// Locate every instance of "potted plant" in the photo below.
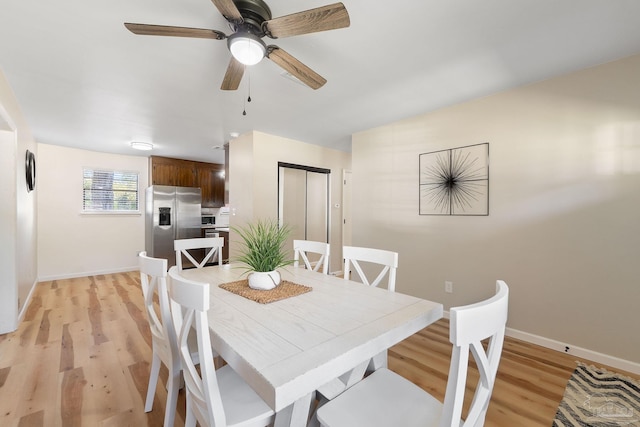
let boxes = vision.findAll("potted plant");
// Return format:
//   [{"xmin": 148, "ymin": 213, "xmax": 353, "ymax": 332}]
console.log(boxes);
[{"xmin": 232, "ymin": 219, "xmax": 293, "ymax": 290}]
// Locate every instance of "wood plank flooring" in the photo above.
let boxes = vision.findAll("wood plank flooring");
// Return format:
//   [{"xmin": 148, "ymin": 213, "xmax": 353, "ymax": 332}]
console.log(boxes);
[{"xmin": 0, "ymin": 271, "xmax": 637, "ymax": 426}]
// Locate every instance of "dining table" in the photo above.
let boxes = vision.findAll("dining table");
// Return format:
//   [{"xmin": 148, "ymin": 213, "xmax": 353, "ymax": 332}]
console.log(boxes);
[{"xmin": 178, "ymin": 263, "xmax": 444, "ymax": 427}]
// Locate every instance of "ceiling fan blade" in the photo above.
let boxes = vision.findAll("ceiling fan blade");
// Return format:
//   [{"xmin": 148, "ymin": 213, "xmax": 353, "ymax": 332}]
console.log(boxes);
[
  {"xmin": 210, "ymin": 0, "xmax": 244, "ymax": 23},
  {"xmin": 124, "ymin": 23, "xmax": 226, "ymax": 40},
  {"xmin": 221, "ymin": 57, "xmax": 245, "ymax": 90},
  {"xmin": 263, "ymin": 2, "xmax": 350, "ymax": 39},
  {"xmin": 267, "ymin": 47, "xmax": 326, "ymax": 90}
]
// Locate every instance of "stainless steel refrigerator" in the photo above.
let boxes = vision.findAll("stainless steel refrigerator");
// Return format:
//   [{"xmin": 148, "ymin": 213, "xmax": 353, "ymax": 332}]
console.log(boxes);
[{"xmin": 145, "ymin": 185, "xmax": 202, "ymax": 268}]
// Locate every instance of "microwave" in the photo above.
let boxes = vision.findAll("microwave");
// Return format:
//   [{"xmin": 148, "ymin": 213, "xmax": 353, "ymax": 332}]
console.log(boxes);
[{"xmin": 201, "ymin": 208, "xmax": 216, "ymax": 225}]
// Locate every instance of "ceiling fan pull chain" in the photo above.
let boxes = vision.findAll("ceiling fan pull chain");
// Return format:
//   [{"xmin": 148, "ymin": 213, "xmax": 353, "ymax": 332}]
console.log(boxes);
[
  {"xmin": 243, "ymin": 68, "xmax": 252, "ymax": 116},
  {"xmin": 243, "ymin": 79, "xmax": 247, "ymax": 115}
]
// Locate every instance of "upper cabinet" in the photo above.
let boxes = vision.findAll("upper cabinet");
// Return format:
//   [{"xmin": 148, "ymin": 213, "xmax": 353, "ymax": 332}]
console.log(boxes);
[
  {"xmin": 150, "ymin": 156, "xmax": 225, "ymax": 207},
  {"xmin": 195, "ymin": 162, "xmax": 225, "ymax": 207}
]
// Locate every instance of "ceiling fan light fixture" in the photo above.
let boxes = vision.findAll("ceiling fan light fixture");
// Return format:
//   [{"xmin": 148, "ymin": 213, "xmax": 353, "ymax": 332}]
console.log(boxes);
[
  {"xmin": 228, "ymin": 32, "xmax": 266, "ymax": 66},
  {"xmin": 130, "ymin": 141, "xmax": 153, "ymax": 151}
]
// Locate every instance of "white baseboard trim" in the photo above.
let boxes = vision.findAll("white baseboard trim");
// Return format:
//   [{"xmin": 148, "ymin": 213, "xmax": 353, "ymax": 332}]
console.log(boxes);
[
  {"xmin": 443, "ymin": 310, "xmax": 640, "ymax": 375},
  {"xmin": 17, "ymin": 277, "xmax": 38, "ymax": 326},
  {"xmin": 38, "ymin": 266, "xmax": 138, "ymax": 282}
]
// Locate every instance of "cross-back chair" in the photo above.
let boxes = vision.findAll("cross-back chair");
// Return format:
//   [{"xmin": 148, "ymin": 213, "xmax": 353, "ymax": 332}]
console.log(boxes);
[
  {"xmin": 167, "ymin": 266, "xmax": 275, "ymax": 427},
  {"xmin": 174, "ymin": 237, "xmax": 224, "ymax": 270},
  {"xmin": 293, "ymin": 239, "xmax": 330, "ymax": 274},
  {"xmin": 138, "ymin": 251, "xmax": 181, "ymax": 427},
  {"xmin": 316, "ymin": 281, "xmax": 509, "ymax": 427},
  {"xmin": 342, "ymin": 245, "xmax": 398, "ymax": 291}
]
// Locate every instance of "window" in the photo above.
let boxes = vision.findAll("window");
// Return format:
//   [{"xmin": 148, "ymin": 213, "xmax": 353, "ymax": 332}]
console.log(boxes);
[{"xmin": 82, "ymin": 168, "xmax": 139, "ymax": 213}]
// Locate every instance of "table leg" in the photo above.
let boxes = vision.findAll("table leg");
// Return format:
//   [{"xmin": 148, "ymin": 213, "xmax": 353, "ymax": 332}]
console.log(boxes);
[
  {"xmin": 274, "ymin": 392, "xmax": 313, "ymax": 427},
  {"xmin": 368, "ymin": 349, "xmax": 388, "ymax": 372}
]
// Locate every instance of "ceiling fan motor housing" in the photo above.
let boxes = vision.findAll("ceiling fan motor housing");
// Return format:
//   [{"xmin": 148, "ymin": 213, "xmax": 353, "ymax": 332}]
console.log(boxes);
[{"xmin": 233, "ymin": 0, "xmax": 272, "ymax": 36}]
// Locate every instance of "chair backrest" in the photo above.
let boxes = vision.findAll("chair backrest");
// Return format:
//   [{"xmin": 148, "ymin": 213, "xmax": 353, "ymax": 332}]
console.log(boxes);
[
  {"xmin": 293, "ymin": 239, "xmax": 330, "ymax": 274},
  {"xmin": 167, "ymin": 266, "xmax": 226, "ymax": 427},
  {"xmin": 174, "ymin": 237, "xmax": 224, "ymax": 270},
  {"xmin": 138, "ymin": 251, "xmax": 178, "ymax": 366},
  {"xmin": 441, "ymin": 280, "xmax": 509, "ymax": 427},
  {"xmin": 342, "ymin": 246, "xmax": 398, "ymax": 291}
]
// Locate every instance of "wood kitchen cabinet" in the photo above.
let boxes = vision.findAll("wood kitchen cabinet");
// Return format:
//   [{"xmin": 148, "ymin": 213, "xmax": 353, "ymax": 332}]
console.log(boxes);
[
  {"xmin": 219, "ymin": 230, "xmax": 229, "ymax": 263},
  {"xmin": 150, "ymin": 156, "xmax": 225, "ymax": 207},
  {"xmin": 195, "ymin": 163, "xmax": 225, "ymax": 208}
]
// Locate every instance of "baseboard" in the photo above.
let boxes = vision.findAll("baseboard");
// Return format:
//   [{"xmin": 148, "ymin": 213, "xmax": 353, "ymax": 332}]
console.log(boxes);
[
  {"xmin": 16, "ymin": 277, "xmax": 38, "ymax": 326},
  {"xmin": 443, "ymin": 310, "xmax": 640, "ymax": 375},
  {"xmin": 38, "ymin": 266, "xmax": 138, "ymax": 282}
]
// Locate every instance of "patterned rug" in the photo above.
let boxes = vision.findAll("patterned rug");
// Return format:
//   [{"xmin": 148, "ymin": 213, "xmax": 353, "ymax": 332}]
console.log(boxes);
[{"xmin": 553, "ymin": 362, "xmax": 640, "ymax": 426}]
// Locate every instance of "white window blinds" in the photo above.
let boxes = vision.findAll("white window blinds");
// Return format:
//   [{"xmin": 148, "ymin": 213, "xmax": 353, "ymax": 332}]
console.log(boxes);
[{"xmin": 82, "ymin": 168, "xmax": 139, "ymax": 212}]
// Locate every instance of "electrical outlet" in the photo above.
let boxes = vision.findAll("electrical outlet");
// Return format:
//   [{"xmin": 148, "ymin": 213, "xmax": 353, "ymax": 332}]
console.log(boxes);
[{"xmin": 445, "ymin": 281, "xmax": 453, "ymax": 293}]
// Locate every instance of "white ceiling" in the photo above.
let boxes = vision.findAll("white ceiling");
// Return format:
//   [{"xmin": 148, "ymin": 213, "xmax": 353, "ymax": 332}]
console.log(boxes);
[{"xmin": 2, "ymin": 0, "xmax": 640, "ymax": 164}]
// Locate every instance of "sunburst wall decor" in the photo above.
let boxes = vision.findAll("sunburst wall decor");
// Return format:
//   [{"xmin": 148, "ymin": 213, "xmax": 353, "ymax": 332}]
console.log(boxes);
[{"xmin": 419, "ymin": 143, "xmax": 489, "ymax": 215}]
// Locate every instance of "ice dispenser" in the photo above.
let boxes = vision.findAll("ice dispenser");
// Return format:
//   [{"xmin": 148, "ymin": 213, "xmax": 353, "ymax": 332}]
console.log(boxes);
[{"xmin": 159, "ymin": 207, "xmax": 171, "ymax": 226}]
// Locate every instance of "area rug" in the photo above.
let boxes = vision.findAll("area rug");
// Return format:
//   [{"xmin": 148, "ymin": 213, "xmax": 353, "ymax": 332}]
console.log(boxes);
[{"xmin": 553, "ymin": 362, "xmax": 640, "ymax": 426}]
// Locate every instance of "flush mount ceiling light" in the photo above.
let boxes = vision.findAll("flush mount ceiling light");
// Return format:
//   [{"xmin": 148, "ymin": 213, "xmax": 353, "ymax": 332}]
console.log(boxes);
[
  {"xmin": 131, "ymin": 141, "xmax": 153, "ymax": 151},
  {"xmin": 227, "ymin": 32, "xmax": 266, "ymax": 66}
]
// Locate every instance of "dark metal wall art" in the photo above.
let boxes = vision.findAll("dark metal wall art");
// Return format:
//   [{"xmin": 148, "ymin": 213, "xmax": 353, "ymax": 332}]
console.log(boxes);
[{"xmin": 419, "ymin": 143, "xmax": 489, "ymax": 215}]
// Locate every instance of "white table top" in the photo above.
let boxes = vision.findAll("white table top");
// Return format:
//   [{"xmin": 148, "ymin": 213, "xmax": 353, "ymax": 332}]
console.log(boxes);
[{"xmin": 179, "ymin": 264, "xmax": 443, "ymax": 414}]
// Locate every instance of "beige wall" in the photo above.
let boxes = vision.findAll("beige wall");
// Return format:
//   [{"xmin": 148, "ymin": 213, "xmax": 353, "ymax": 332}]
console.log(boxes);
[
  {"xmin": 352, "ymin": 54, "xmax": 640, "ymax": 365},
  {"xmin": 37, "ymin": 144, "xmax": 148, "ymax": 280},
  {"xmin": 0, "ymin": 69, "xmax": 37, "ymax": 333},
  {"xmin": 229, "ymin": 131, "xmax": 351, "ymax": 272}
]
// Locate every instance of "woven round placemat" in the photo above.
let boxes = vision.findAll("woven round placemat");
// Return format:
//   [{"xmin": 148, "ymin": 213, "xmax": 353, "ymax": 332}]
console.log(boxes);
[{"xmin": 219, "ymin": 279, "xmax": 312, "ymax": 304}]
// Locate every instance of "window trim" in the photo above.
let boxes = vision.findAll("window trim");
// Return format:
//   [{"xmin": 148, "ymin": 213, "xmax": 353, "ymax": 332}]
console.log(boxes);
[{"xmin": 81, "ymin": 167, "xmax": 141, "ymax": 215}]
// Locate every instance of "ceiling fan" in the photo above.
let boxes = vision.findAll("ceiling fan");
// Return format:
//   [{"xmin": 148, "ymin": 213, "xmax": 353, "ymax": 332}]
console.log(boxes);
[{"xmin": 125, "ymin": 0, "xmax": 350, "ymax": 90}]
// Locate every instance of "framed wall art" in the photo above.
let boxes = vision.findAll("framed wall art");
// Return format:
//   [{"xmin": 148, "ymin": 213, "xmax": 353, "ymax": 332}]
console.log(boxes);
[{"xmin": 419, "ymin": 143, "xmax": 489, "ymax": 216}]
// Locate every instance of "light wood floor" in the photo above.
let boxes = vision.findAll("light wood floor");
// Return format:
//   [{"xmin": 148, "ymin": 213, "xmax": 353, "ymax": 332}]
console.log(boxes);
[{"xmin": 1, "ymin": 271, "xmax": 638, "ymax": 426}]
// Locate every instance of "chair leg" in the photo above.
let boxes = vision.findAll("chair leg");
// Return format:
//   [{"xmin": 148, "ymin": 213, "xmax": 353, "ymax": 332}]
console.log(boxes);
[
  {"xmin": 185, "ymin": 396, "xmax": 197, "ymax": 427},
  {"xmin": 145, "ymin": 353, "xmax": 161, "ymax": 412},
  {"xmin": 307, "ymin": 393, "xmax": 327, "ymax": 427},
  {"xmin": 163, "ymin": 369, "xmax": 181, "ymax": 427}
]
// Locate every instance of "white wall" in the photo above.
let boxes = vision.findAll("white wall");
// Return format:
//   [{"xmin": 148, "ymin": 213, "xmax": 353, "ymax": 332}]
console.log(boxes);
[
  {"xmin": 229, "ymin": 131, "xmax": 351, "ymax": 272},
  {"xmin": 352, "ymin": 54, "xmax": 640, "ymax": 366},
  {"xmin": 0, "ymin": 69, "xmax": 38, "ymax": 334},
  {"xmin": 37, "ymin": 144, "xmax": 148, "ymax": 280}
]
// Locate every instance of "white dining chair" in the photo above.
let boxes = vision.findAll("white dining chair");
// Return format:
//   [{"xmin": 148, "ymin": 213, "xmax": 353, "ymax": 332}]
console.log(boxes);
[
  {"xmin": 293, "ymin": 239, "xmax": 330, "ymax": 274},
  {"xmin": 137, "ymin": 251, "xmax": 182, "ymax": 427},
  {"xmin": 312, "ymin": 246, "xmax": 400, "ymax": 412},
  {"xmin": 167, "ymin": 266, "xmax": 276, "ymax": 427},
  {"xmin": 174, "ymin": 237, "xmax": 224, "ymax": 270},
  {"xmin": 316, "ymin": 281, "xmax": 510, "ymax": 427},
  {"xmin": 342, "ymin": 245, "xmax": 398, "ymax": 291}
]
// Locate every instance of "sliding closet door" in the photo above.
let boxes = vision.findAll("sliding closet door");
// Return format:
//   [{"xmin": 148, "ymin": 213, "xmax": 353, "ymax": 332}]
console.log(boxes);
[
  {"xmin": 280, "ymin": 167, "xmax": 307, "ymax": 241},
  {"xmin": 278, "ymin": 162, "xmax": 330, "ymax": 262},
  {"xmin": 305, "ymin": 171, "xmax": 328, "ymax": 242}
]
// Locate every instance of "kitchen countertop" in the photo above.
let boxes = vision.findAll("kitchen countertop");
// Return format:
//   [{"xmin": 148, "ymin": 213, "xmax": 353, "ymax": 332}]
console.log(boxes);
[{"xmin": 201, "ymin": 225, "xmax": 229, "ymax": 232}]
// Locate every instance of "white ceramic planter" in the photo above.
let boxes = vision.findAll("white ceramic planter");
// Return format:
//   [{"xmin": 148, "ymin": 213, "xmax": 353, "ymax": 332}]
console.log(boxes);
[{"xmin": 248, "ymin": 270, "xmax": 281, "ymax": 290}]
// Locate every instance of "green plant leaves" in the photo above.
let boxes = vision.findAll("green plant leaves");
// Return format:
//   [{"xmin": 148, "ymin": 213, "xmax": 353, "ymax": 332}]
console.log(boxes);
[{"xmin": 232, "ymin": 219, "xmax": 293, "ymax": 272}]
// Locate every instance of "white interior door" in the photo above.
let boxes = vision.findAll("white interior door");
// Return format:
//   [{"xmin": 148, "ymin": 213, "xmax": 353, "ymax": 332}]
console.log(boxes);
[{"xmin": 342, "ymin": 170, "xmax": 352, "ymax": 248}]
